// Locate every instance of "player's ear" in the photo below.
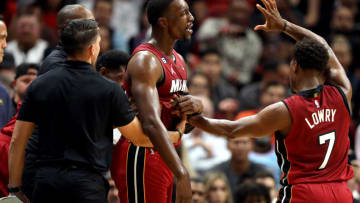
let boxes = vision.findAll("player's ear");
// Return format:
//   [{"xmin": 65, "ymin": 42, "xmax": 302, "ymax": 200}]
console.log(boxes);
[{"xmin": 157, "ymin": 17, "xmax": 168, "ymax": 29}]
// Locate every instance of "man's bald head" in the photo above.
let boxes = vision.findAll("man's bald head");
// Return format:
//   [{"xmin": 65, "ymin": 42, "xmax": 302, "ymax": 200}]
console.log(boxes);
[{"xmin": 56, "ymin": 4, "xmax": 94, "ymax": 32}]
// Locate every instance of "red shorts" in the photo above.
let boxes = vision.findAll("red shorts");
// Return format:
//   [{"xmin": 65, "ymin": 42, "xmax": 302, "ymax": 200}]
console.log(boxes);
[
  {"xmin": 277, "ymin": 181, "xmax": 353, "ymax": 203},
  {"xmin": 111, "ymin": 138, "xmax": 174, "ymax": 203}
]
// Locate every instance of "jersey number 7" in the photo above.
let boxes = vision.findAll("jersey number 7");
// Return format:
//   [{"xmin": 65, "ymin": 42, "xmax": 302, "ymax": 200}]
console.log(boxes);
[{"xmin": 318, "ymin": 131, "xmax": 336, "ymax": 170}]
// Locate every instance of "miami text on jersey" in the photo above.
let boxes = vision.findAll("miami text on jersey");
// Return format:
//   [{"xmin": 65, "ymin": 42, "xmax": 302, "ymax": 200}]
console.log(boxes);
[{"xmin": 170, "ymin": 79, "xmax": 187, "ymax": 93}]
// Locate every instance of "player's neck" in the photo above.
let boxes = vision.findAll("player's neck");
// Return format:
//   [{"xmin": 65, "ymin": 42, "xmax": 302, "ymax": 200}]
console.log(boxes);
[
  {"xmin": 150, "ymin": 29, "xmax": 176, "ymax": 56},
  {"xmin": 296, "ymin": 76, "xmax": 322, "ymax": 93}
]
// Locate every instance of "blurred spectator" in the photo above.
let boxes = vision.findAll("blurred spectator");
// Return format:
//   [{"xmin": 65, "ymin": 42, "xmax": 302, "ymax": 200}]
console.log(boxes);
[
  {"xmin": 79, "ymin": 0, "xmax": 143, "ymax": 41},
  {"xmin": 0, "ymin": 63, "xmax": 38, "ymax": 198},
  {"xmin": 197, "ymin": 49, "xmax": 238, "ymax": 115},
  {"xmin": 349, "ymin": 160, "xmax": 360, "ymax": 203},
  {"xmin": 234, "ymin": 182, "xmax": 271, "ymax": 203},
  {"xmin": 236, "ymin": 81, "xmax": 286, "ymax": 185},
  {"xmin": 99, "ymin": 26, "xmax": 113, "ymax": 55},
  {"xmin": 205, "ymin": 0, "xmax": 230, "ymax": 17},
  {"xmin": 210, "ymin": 137, "xmax": 267, "ymax": 192},
  {"xmin": 255, "ymin": 171, "xmax": 277, "ymax": 203},
  {"xmin": 6, "ymin": 13, "xmax": 49, "ymax": 66},
  {"xmin": 204, "ymin": 172, "xmax": 234, "ymax": 203},
  {"xmin": 0, "ymin": 52, "xmax": 15, "ymax": 92},
  {"xmin": 93, "ymin": 0, "xmax": 128, "ymax": 52},
  {"xmin": 190, "ymin": 0, "xmax": 208, "ymax": 27},
  {"xmin": 197, "ymin": 0, "xmax": 262, "ymax": 86},
  {"xmin": 331, "ymin": 35, "xmax": 359, "ymax": 92},
  {"xmin": 129, "ymin": 3, "xmax": 151, "ymax": 53},
  {"xmin": 238, "ymin": 62, "xmax": 284, "ymax": 111},
  {"xmin": 331, "ymin": 6, "xmax": 355, "ymax": 35},
  {"xmin": 38, "ymin": 0, "xmax": 77, "ymax": 34},
  {"xmin": 11, "ymin": 63, "xmax": 39, "ymax": 112},
  {"xmin": 191, "ymin": 177, "xmax": 206, "ymax": 203},
  {"xmin": 182, "ymin": 95, "xmax": 230, "ymax": 174},
  {"xmin": 188, "ymin": 72, "xmax": 211, "ymax": 97}
]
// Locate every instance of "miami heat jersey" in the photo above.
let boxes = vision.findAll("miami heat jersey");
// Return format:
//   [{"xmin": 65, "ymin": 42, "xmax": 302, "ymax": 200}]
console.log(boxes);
[
  {"xmin": 276, "ymin": 85, "xmax": 353, "ymax": 186},
  {"xmin": 123, "ymin": 43, "xmax": 187, "ymax": 130}
]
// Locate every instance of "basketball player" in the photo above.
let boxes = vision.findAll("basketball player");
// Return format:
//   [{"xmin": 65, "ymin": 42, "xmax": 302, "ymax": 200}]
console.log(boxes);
[
  {"xmin": 110, "ymin": 0, "xmax": 201, "ymax": 203},
  {"xmin": 179, "ymin": 0, "xmax": 354, "ymax": 202}
]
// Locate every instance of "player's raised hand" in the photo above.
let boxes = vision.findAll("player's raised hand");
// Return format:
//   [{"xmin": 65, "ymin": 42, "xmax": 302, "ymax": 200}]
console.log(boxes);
[{"xmin": 254, "ymin": 0, "xmax": 284, "ymax": 32}]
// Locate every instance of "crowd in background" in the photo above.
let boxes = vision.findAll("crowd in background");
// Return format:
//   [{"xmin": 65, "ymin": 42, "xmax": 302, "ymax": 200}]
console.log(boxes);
[{"xmin": 1, "ymin": 0, "xmax": 360, "ymax": 202}]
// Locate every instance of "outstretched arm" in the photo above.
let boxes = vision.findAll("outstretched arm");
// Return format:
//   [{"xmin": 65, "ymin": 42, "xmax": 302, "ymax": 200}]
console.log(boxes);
[
  {"xmin": 118, "ymin": 116, "xmax": 186, "ymax": 147},
  {"xmin": 8, "ymin": 120, "xmax": 34, "ymax": 203},
  {"xmin": 254, "ymin": 0, "xmax": 352, "ymax": 104},
  {"xmin": 188, "ymin": 102, "xmax": 291, "ymax": 138}
]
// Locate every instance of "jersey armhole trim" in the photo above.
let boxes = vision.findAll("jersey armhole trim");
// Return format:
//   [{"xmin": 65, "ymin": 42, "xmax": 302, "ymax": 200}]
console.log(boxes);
[
  {"xmin": 278, "ymin": 100, "xmax": 292, "ymax": 139},
  {"xmin": 331, "ymin": 85, "xmax": 352, "ymax": 116}
]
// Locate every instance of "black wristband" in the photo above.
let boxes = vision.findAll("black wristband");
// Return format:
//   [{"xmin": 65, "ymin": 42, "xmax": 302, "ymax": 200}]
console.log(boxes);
[
  {"xmin": 176, "ymin": 128, "xmax": 183, "ymax": 141},
  {"xmin": 187, "ymin": 112, "xmax": 202, "ymax": 119},
  {"xmin": 282, "ymin": 20, "xmax": 288, "ymax": 32},
  {"xmin": 8, "ymin": 186, "xmax": 21, "ymax": 193}
]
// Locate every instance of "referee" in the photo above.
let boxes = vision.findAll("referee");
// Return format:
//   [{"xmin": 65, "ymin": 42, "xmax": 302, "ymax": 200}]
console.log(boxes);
[{"xmin": 8, "ymin": 19, "xmax": 183, "ymax": 203}]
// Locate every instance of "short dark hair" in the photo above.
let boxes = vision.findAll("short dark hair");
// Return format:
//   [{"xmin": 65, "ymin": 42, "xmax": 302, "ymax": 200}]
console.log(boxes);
[
  {"xmin": 146, "ymin": 0, "xmax": 174, "ymax": 26},
  {"xmin": 95, "ymin": 50, "xmax": 130, "ymax": 72},
  {"xmin": 293, "ymin": 38, "xmax": 329, "ymax": 72},
  {"xmin": 255, "ymin": 171, "xmax": 275, "ymax": 180},
  {"xmin": 0, "ymin": 15, "xmax": 4, "ymax": 21},
  {"xmin": 199, "ymin": 48, "xmax": 221, "ymax": 59},
  {"xmin": 15, "ymin": 63, "xmax": 39, "ymax": 79},
  {"xmin": 234, "ymin": 182, "xmax": 271, "ymax": 203},
  {"xmin": 61, "ymin": 19, "xmax": 99, "ymax": 56},
  {"xmin": 190, "ymin": 176, "xmax": 204, "ymax": 184},
  {"xmin": 262, "ymin": 81, "xmax": 285, "ymax": 93}
]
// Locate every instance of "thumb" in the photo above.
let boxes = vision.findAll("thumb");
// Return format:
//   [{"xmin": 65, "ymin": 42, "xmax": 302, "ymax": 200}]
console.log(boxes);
[{"xmin": 254, "ymin": 24, "xmax": 266, "ymax": 31}]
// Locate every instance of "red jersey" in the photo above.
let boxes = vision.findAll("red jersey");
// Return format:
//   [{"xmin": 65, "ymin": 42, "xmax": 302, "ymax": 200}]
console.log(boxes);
[
  {"xmin": 0, "ymin": 103, "xmax": 21, "ymax": 197},
  {"xmin": 276, "ymin": 85, "xmax": 353, "ymax": 186},
  {"xmin": 123, "ymin": 43, "xmax": 187, "ymax": 130}
]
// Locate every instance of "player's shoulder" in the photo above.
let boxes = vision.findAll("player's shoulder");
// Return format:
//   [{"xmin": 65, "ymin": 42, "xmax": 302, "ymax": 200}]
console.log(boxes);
[{"xmin": 128, "ymin": 50, "xmax": 162, "ymax": 75}]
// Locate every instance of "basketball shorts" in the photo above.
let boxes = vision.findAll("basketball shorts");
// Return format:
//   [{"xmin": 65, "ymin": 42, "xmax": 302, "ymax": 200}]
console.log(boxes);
[
  {"xmin": 111, "ymin": 138, "xmax": 174, "ymax": 203},
  {"xmin": 277, "ymin": 181, "xmax": 353, "ymax": 203}
]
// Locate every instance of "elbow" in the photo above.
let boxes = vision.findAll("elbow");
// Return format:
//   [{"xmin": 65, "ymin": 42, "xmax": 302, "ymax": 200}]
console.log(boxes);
[{"xmin": 141, "ymin": 117, "xmax": 161, "ymax": 138}]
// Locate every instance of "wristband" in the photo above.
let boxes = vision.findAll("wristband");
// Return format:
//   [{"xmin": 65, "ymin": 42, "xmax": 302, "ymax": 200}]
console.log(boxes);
[
  {"xmin": 282, "ymin": 20, "xmax": 288, "ymax": 32},
  {"xmin": 176, "ymin": 128, "xmax": 183, "ymax": 141},
  {"xmin": 8, "ymin": 186, "xmax": 21, "ymax": 193},
  {"xmin": 187, "ymin": 112, "xmax": 202, "ymax": 119}
]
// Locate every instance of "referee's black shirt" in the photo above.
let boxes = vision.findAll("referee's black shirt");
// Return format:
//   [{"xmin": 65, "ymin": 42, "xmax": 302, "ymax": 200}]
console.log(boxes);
[{"xmin": 18, "ymin": 60, "xmax": 135, "ymax": 173}]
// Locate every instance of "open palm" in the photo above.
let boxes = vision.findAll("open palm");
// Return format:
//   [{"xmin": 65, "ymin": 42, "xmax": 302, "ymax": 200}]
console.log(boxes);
[{"xmin": 254, "ymin": 0, "xmax": 285, "ymax": 32}]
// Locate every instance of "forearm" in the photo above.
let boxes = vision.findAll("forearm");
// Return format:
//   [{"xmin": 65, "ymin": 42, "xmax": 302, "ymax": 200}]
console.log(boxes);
[
  {"xmin": 188, "ymin": 116, "xmax": 237, "ymax": 138},
  {"xmin": 142, "ymin": 119, "xmax": 187, "ymax": 177},
  {"xmin": 283, "ymin": 20, "xmax": 326, "ymax": 44},
  {"xmin": 8, "ymin": 121, "xmax": 34, "ymax": 187},
  {"xmin": 128, "ymin": 131, "xmax": 180, "ymax": 147},
  {"xmin": 8, "ymin": 143, "xmax": 25, "ymax": 187},
  {"xmin": 284, "ymin": 21, "xmax": 350, "ymax": 91}
]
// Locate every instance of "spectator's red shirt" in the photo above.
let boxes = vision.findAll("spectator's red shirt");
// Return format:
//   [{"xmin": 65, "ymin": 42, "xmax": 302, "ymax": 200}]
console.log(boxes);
[{"xmin": 0, "ymin": 102, "xmax": 21, "ymax": 197}]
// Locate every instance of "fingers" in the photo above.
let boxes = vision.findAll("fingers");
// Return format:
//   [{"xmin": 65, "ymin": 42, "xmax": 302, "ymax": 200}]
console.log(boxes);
[
  {"xmin": 256, "ymin": 4, "xmax": 270, "ymax": 17},
  {"xmin": 270, "ymin": 0, "xmax": 278, "ymax": 10},
  {"xmin": 254, "ymin": 24, "xmax": 266, "ymax": 31},
  {"xmin": 260, "ymin": 0, "xmax": 271, "ymax": 11}
]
